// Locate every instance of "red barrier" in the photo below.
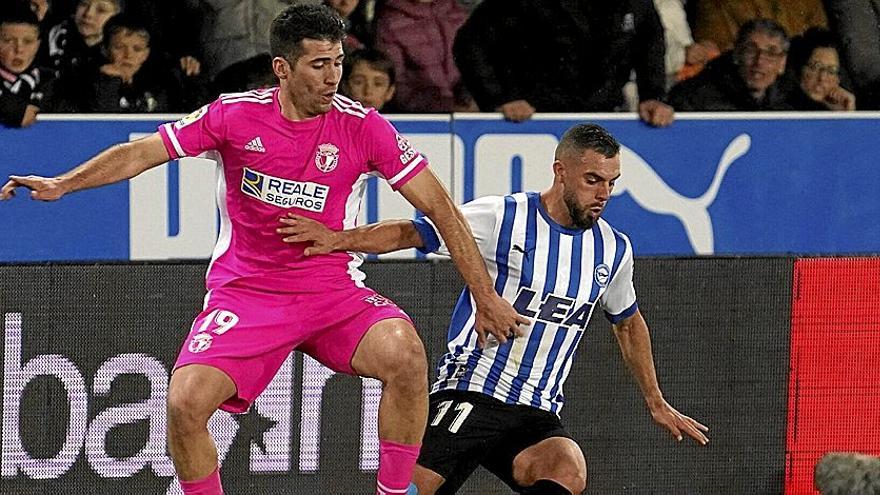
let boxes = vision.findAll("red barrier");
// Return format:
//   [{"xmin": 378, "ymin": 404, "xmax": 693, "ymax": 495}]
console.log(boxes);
[{"xmin": 785, "ymin": 258, "xmax": 880, "ymax": 493}]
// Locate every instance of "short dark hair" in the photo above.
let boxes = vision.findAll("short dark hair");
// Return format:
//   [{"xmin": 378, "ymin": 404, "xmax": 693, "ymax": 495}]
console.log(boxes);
[
  {"xmin": 815, "ymin": 452, "xmax": 880, "ymax": 495},
  {"xmin": 270, "ymin": 4, "xmax": 346, "ymax": 63},
  {"xmin": 102, "ymin": 13, "xmax": 151, "ymax": 48},
  {"xmin": 788, "ymin": 27, "xmax": 838, "ymax": 77},
  {"xmin": 735, "ymin": 18, "xmax": 790, "ymax": 53},
  {"xmin": 555, "ymin": 123, "xmax": 620, "ymax": 160},
  {"xmin": 344, "ymin": 48, "xmax": 396, "ymax": 85},
  {"xmin": 0, "ymin": 3, "xmax": 40, "ymax": 28}
]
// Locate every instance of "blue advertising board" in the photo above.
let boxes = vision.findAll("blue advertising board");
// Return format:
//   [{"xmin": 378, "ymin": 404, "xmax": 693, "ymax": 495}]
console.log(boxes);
[{"xmin": 2, "ymin": 113, "xmax": 879, "ymax": 261}]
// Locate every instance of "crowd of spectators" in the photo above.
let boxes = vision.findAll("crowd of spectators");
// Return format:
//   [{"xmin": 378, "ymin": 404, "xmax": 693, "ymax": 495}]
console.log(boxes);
[{"xmin": 1, "ymin": 0, "xmax": 876, "ymax": 128}]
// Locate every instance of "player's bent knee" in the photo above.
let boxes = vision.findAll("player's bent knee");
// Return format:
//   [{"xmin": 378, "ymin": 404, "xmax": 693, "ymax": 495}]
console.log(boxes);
[
  {"xmin": 167, "ymin": 366, "xmax": 234, "ymax": 431},
  {"xmin": 377, "ymin": 324, "xmax": 428, "ymax": 377},
  {"xmin": 513, "ymin": 439, "xmax": 586, "ymax": 494}
]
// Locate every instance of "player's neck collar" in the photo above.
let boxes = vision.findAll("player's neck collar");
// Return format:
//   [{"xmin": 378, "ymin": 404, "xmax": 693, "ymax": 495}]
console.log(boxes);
[{"xmin": 529, "ymin": 192, "xmax": 586, "ymax": 235}]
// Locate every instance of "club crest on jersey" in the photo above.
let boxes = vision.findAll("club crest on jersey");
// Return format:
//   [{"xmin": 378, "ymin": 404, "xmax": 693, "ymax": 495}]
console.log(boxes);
[
  {"xmin": 594, "ymin": 263, "xmax": 611, "ymax": 287},
  {"xmin": 315, "ymin": 143, "xmax": 339, "ymax": 173}
]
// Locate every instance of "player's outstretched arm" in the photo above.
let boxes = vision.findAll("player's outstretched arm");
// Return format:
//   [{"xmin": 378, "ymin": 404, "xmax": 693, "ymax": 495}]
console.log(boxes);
[
  {"xmin": 612, "ymin": 309, "xmax": 710, "ymax": 445},
  {"xmin": 1, "ymin": 133, "xmax": 170, "ymax": 202},
  {"xmin": 398, "ymin": 168, "xmax": 530, "ymax": 347},
  {"xmin": 277, "ymin": 213, "xmax": 423, "ymax": 256}
]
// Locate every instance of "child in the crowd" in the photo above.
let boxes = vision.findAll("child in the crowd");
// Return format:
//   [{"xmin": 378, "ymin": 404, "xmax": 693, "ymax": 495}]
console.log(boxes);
[
  {"xmin": 77, "ymin": 13, "xmax": 207, "ymax": 112},
  {"xmin": 0, "ymin": 5, "xmax": 56, "ymax": 127},
  {"xmin": 42, "ymin": 0, "xmax": 121, "ymax": 78},
  {"xmin": 341, "ymin": 48, "xmax": 396, "ymax": 111}
]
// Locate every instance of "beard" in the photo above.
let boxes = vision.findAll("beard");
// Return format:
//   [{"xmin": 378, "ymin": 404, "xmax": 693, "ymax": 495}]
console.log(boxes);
[{"xmin": 563, "ymin": 188, "xmax": 598, "ymax": 229}]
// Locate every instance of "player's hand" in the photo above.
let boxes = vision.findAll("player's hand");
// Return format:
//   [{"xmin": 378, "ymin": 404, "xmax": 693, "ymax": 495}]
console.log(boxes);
[
  {"xmin": 277, "ymin": 213, "xmax": 340, "ymax": 256},
  {"xmin": 496, "ymin": 100, "xmax": 536, "ymax": 123},
  {"xmin": 638, "ymin": 100, "xmax": 674, "ymax": 127},
  {"xmin": 1, "ymin": 175, "xmax": 67, "ymax": 201},
  {"xmin": 472, "ymin": 293, "xmax": 530, "ymax": 348},
  {"xmin": 649, "ymin": 399, "xmax": 709, "ymax": 445}
]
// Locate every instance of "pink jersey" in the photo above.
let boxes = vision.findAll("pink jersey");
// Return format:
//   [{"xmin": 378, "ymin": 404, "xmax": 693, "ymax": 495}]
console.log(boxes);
[{"xmin": 157, "ymin": 88, "xmax": 428, "ymax": 292}]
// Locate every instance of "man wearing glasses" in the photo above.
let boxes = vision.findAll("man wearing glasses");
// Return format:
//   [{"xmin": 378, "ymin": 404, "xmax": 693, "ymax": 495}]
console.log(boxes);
[{"xmin": 667, "ymin": 19, "xmax": 793, "ymax": 111}]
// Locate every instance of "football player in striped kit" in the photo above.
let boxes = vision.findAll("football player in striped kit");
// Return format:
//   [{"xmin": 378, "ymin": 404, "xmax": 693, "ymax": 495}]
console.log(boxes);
[{"xmin": 278, "ymin": 123, "xmax": 710, "ymax": 494}]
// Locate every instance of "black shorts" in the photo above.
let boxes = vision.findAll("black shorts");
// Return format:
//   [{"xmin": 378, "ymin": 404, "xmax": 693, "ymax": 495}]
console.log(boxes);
[{"xmin": 418, "ymin": 390, "xmax": 573, "ymax": 494}]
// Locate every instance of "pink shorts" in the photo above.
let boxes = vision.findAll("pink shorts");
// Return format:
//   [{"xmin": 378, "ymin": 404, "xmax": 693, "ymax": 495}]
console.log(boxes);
[{"xmin": 174, "ymin": 281, "xmax": 412, "ymax": 413}]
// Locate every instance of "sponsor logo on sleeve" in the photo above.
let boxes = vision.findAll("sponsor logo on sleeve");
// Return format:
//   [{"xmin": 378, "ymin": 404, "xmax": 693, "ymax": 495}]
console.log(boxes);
[
  {"xmin": 396, "ymin": 134, "xmax": 417, "ymax": 164},
  {"xmin": 174, "ymin": 104, "xmax": 209, "ymax": 129},
  {"xmin": 241, "ymin": 167, "xmax": 329, "ymax": 212}
]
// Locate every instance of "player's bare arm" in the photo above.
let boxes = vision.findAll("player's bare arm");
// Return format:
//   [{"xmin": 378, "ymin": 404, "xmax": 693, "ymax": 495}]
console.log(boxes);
[
  {"xmin": 1, "ymin": 133, "xmax": 170, "ymax": 201},
  {"xmin": 398, "ymin": 168, "xmax": 530, "ymax": 347},
  {"xmin": 278, "ymin": 214, "xmax": 423, "ymax": 255},
  {"xmin": 612, "ymin": 309, "xmax": 710, "ymax": 445}
]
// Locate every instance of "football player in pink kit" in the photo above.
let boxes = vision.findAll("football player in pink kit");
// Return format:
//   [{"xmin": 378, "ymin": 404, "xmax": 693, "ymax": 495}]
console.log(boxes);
[{"xmin": 0, "ymin": 5, "xmax": 527, "ymax": 494}]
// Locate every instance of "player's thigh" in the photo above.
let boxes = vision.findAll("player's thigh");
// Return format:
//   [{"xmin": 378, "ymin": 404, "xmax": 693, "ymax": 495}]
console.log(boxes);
[
  {"xmin": 175, "ymin": 285, "xmax": 303, "ymax": 413},
  {"xmin": 480, "ymin": 407, "xmax": 581, "ymax": 492},
  {"xmin": 297, "ymin": 287, "xmax": 423, "ymax": 378},
  {"xmin": 512, "ymin": 437, "xmax": 586, "ymax": 492}
]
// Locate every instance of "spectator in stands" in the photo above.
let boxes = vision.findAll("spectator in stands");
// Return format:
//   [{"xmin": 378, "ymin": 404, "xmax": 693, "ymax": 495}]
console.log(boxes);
[
  {"xmin": 340, "ymin": 47, "xmax": 395, "ymax": 110},
  {"xmin": 815, "ymin": 452, "xmax": 880, "ymax": 495},
  {"xmin": 345, "ymin": 0, "xmax": 379, "ymax": 48},
  {"xmin": 194, "ymin": 0, "xmax": 321, "ymax": 81},
  {"xmin": 668, "ymin": 19, "xmax": 792, "ymax": 111},
  {"xmin": 324, "ymin": 0, "xmax": 365, "ymax": 52},
  {"xmin": 41, "ymin": 0, "xmax": 121, "ymax": 78},
  {"xmin": 28, "ymin": 0, "xmax": 49, "ymax": 23},
  {"xmin": 374, "ymin": 0, "xmax": 474, "ymax": 112},
  {"xmin": 0, "ymin": 5, "xmax": 56, "ymax": 127},
  {"xmin": 786, "ymin": 27, "xmax": 855, "ymax": 111},
  {"xmin": 823, "ymin": 0, "xmax": 880, "ymax": 109},
  {"xmin": 77, "ymin": 14, "xmax": 207, "ymax": 112},
  {"xmin": 211, "ymin": 52, "xmax": 275, "ymax": 94},
  {"xmin": 653, "ymin": 0, "xmax": 719, "ymax": 87},
  {"xmin": 124, "ymin": 1, "xmax": 203, "ymax": 78},
  {"xmin": 692, "ymin": 0, "xmax": 827, "ymax": 53},
  {"xmin": 453, "ymin": 0, "xmax": 673, "ymax": 126}
]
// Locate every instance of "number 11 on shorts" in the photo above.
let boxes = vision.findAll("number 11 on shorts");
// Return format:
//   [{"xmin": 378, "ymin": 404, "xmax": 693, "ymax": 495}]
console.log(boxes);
[{"xmin": 430, "ymin": 400, "xmax": 474, "ymax": 434}]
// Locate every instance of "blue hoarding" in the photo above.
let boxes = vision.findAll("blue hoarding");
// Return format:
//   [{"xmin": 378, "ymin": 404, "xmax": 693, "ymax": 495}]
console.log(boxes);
[{"xmin": 2, "ymin": 113, "xmax": 878, "ymax": 261}]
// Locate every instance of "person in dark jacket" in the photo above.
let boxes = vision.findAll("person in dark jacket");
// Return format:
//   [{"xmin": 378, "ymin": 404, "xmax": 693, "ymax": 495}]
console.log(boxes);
[
  {"xmin": 668, "ymin": 18, "xmax": 793, "ymax": 111},
  {"xmin": 41, "ymin": 0, "xmax": 121, "ymax": 78},
  {"xmin": 0, "ymin": 5, "xmax": 56, "ymax": 127},
  {"xmin": 822, "ymin": 0, "xmax": 880, "ymax": 109},
  {"xmin": 786, "ymin": 27, "xmax": 855, "ymax": 111},
  {"xmin": 77, "ymin": 14, "xmax": 208, "ymax": 112},
  {"xmin": 374, "ymin": 0, "xmax": 472, "ymax": 112},
  {"xmin": 453, "ymin": 0, "xmax": 673, "ymax": 125}
]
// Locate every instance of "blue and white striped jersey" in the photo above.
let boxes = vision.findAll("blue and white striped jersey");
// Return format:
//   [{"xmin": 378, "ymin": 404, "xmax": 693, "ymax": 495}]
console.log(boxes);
[{"xmin": 412, "ymin": 192, "xmax": 638, "ymax": 414}]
